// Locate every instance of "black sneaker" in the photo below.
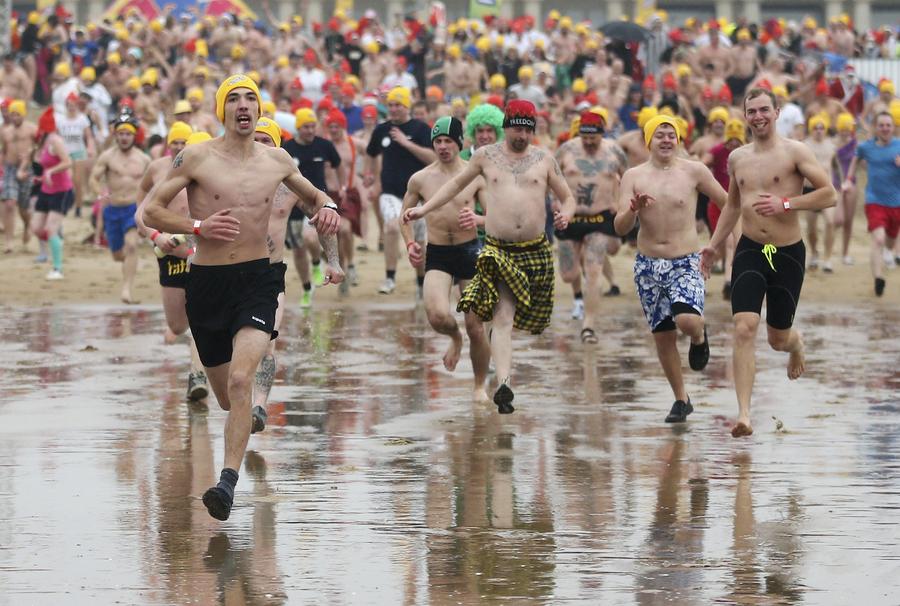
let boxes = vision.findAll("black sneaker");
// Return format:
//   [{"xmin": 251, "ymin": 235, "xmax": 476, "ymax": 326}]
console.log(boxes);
[
  {"xmin": 250, "ymin": 405, "xmax": 267, "ymax": 434},
  {"xmin": 202, "ymin": 486, "xmax": 233, "ymax": 521},
  {"xmin": 187, "ymin": 371, "xmax": 209, "ymax": 401},
  {"xmin": 603, "ymin": 285, "xmax": 621, "ymax": 297},
  {"xmin": 688, "ymin": 327, "xmax": 710, "ymax": 371},
  {"xmin": 665, "ymin": 398, "xmax": 694, "ymax": 423},
  {"xmin": 875, "ymin": 278, "xmax": 886, "ymax": 297},
  {"xmin": 493, "ymin": 383, "xmax": 515, "ymax": 414}
]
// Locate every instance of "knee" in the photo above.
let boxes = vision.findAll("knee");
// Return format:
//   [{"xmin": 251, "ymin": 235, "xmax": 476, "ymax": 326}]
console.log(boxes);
[
  {"xmin": 675, "ymin": 314, "xmax": 702, "ymax": 334},
  {"xmin": 383, "ymin": 219, "xmax": 400, "ymax": 235},
  {"xmin": 559, "ymin": 267, "xmax": 579, "ymax": 283},
  {"xmin": 464, "ymin": 315, "xmax": 485, "ymax": 340},
  {"xmin": 872, "ymin": 233, "xmax": 886, "ymax": 247},
  {"xmin": 227, "ymin": 370, "xmax": 253, "ymax": 402},
  {"xmin": 426, "ymin": 309, "xmax": 456, "ymax": 332},
  {"xmin": 767, "ymin": 331, "xmax": 790, "ymax": 351},
  {"xmin": 733, "ymin": 318, "xmax": 758, "ymax": 344}
]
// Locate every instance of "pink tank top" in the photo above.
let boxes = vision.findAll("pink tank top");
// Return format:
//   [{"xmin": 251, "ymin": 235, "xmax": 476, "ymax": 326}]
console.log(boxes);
[{"xmin": 40, "ymin": 141, "xmax": 74, "ymax": 194}]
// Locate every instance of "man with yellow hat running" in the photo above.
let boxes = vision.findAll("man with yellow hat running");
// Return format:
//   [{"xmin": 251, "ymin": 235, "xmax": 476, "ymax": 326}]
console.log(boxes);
[
  {"xmin": 1, "ymin": 99, "xmax": 37, "ymax": 253},
  {"xmin": 134, "ymin": 120, "xmax": 208, "ymax": 402},
  {"xmin": 701, "ymin": 88, "xmax": 836, "ymax": 438},
  {"xmin": 615, "ymin": 113, "xmax": 728, "ymax": 425},
  {"xmin": 144, "ymin": 74, "xmax": 341, "ymax": 521},
  {"xmin": 89, "ymin": 112, "xmax": 151, "ymax": 304},
  {"xmin": 364, "ymin": 86, "xmax": 434, "ymax": 295}
]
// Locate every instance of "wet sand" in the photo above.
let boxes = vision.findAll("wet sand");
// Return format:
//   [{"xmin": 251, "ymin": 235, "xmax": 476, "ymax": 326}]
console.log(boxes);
[{"xmin": 2, "ymin": 209, "xmax": 900, "ymax": 603}]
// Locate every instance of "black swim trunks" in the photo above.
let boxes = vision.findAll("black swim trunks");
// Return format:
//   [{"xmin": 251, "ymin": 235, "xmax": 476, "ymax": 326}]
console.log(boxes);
[
  {"xmin": 425, "ymin": 238, "xmax": 480, "ymax": 280},
  {"xmin": 731, "ymin": 235, "xmax": 805, "ymax": 330},
  {"xmin": 696, "ymin": 193, "xmax": 710, "ymax": 229},
  {"xmin": 554, "ymin": 210, "xmax": 617, "ymax": 240},
  {"xmin": 272, "ymin": 261, "xmax": 287, "ymax": 294},
  {"xmin": 158, "ymin": 255, "xmax": 189, "ymax": 288},
  {"xmin": 185, "ymin": 258, "xmax": 281, "ymax": 367}
]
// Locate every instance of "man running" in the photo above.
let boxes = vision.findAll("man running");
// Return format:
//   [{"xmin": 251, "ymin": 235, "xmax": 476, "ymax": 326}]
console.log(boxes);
[
  {"xmin": 842, "ymin": 111, "xmax": 900, "ymax": 296},
  {"xmin": 364, "ymin": 86, "xmax": 434, "ymax": 295},
  {"xmin": 701, "ymin": 88, "xmax": 836, "ymax": 438},
  {"xmin": 404, "ymin": 100, "xmax": 575, "ymax": 414},
  {"xmin": 251, "ymin": 117, "xmax": 343, "ymax": 432},
  {"xmin": 1, "ymin": 100, "xmax": 36, "ymax": 253},
  {"xmin": 134, "ymin": 121, "xmax": 209, "ymax": 402},
  {"xmin": 89, "ymin": 113, "xmax": 150, "ymax": 303},
  {"xmin": 144, "ymin": 74, "xmax": 341, "ymax": 520},
  {"xmin": 400, "ymin": 116, "xmax": 491, "ymax": 402},
  {"xmin": 614, "ymin": 115, "xmax": 727, "ymax": 423},
  {"xmin": 555, "ymin": 109, "xmax": 627, "ymax": 344}
]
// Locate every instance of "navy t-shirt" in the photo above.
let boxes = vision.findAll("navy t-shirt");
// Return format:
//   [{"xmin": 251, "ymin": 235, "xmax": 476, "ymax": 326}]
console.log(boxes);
[
  {"xmin": 283, "ymin": 136, "xmax": 340, "ymax": 219},
  {"xmin": 366, "ymin": 119, "xmax": 431, "ymax": 197}
]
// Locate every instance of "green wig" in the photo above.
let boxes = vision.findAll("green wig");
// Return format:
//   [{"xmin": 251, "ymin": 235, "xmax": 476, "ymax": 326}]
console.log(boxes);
[{"xmin": 465, "ymin": 103, "xmax": 505, "ymax": 142}]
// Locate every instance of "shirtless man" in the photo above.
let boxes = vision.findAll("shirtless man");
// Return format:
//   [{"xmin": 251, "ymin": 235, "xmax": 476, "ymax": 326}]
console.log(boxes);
[
  {"xmin": 726, "ymin": 29, "xmax": 759, "ymax": 101},
  {"xmin": 135, "ymin": 70, "xmax": 166, "ymax": 137},
  {"xmin": 360, "ymin": 42, "xmax": 387, "ymax": 92},
  {"xmin": 690, "ymin": 106, "xmax": 729, "ymax": 235},
  {"xmin": 251, "ymin": 117, "xmax": 343, "ymax": 431},
  {"xmin": 399, "ymin": 117, "xmax": 491, "ymax": 401},
  {"xmin": 443, "ymin": 46, "xmax": 468, "ymax": 97},
  {"xmin": 701, "ymin": 88, "xmax": 836, "ymax": 438},
  {"xmin": 695, "ymin": 28, "xmax": 733, "ymax": 82},
  {"xmin": 803, "ymin": 115, "xmax": 840, "ymax": 272},
  {"xmin": 186, "ymin": 88, "xmax": 221, "ymax": 136},
  {"xmin": 134, "ymin": 121, "xmax": 208, "ymax": 401},
  {"xmin": 861, "ymin": 80, "xmax": 897, "ymax": 135},
  {"xmin": 404, "ymin": 100, "xmax": 575, "ymax": 413},
  {"xmin": 0, "ymin": 54, "xmax": 32, "ymax": 101},
  {"xmin": 1, "ymin": 100, "xmax": 36, "ymax": 253},
  {"xmin": 555, "ymin": 109, "xmax": 627, "ymax": 344},
  {"xmin": 89, "ymin": 114, "xmax": 151, "ymax": 304},
  {"xmin": 144, "ymin": 75, "xmax": 341, "ymax": 520},
  {"xmin": 614, "ymin": 115, "xmax": 727, "ymax": 424}
]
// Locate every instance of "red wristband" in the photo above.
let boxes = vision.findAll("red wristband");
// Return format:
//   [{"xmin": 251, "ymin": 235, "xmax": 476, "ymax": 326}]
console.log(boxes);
[
  {"xmin": 193, "ymin": 219, "xmax": 202, "ymax": 236},
  {"xmin": 782, "ymin": 197, "xmax": 791, "ymax": 212},
  {"xmin": 150, "ymin": 230, "xmax": 160, "ymax": 243}
]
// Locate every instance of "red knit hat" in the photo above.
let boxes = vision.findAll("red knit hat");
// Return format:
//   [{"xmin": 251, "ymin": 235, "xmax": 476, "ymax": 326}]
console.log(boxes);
[{"xmin": 503, "ymin": 99, "xmax": 537, "ymax": 130}]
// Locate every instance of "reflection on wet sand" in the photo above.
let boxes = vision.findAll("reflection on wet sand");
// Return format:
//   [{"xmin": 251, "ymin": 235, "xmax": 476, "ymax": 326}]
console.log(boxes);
[{"xmin": 0, "ymin": 302, "xmax": 898, "ymax": 603}]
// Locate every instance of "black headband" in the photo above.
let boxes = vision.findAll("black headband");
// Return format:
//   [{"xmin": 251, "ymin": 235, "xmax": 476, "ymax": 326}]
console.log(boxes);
[
  {"xmin": 503, "ymin": 116, "xmax": 536, "ymax": 130},
  {"xmin": 579, "ymin": 124, "xmax": 603, "ymax": 134}
]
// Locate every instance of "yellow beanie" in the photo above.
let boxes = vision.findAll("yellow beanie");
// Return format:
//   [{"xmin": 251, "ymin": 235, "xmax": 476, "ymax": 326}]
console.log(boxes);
[
  {"xmin": 643, "ymin": 114, "xmax": 681, "ymax": 147},
  {"xmin": 167, "ymin": 121, "xmax": 193, "ymax": 144},
  {"xmin": 835, "ymin": 112, "xmax": 855, "ymax": 132},
  {"xmin": 126, "ymin": 76, "xmax": 140, "ymax": 91},
  {"xmin": 808, "ymin": 115, "xmax": 828, "ymax": 131},
  {"xmin": 386, "ymin": 86, "xmax": 411, "ymax": 109},
  {"xmin": 173, "ymin": 99, "xmax": 192, "ymax": 115},
  {"xmin": 447, "ymin": 44, "xmax": 461, "ymax": 59},
  {"xmin": 53, "ymin": 62, "xmax": 71, "ymax": 78},
  {"xmin": 186, "ymin": 132, "xmax": 212, "ymax": 146},
  {"xmin": 518, "ymin": 65, "xmax": 534, "ymax": 80},
  {"xmin": 295, "ymin": 108, "xmax": 317, "ymax": 128},
  {"xmin": 215, "ymin": 74, "xmax": 261, "ymax": 123},
  {"xmin": 490, "ymin": 73, "xmax": 507, "ymax": 89},
  {"xmin": 261, "ymin": 100, "xmax": 276, "ymax": 117},
  {"xmin": 572, "ymin": 78, "xmax": 588, "ymax": 94},
  {"xmin": 8, "ymin": 100, "xmax": 26, "ymax": 117},
  {"xmin": 187, "ymin": 87, "xmax": 204, "ymax": 102},
  {"xmin": 725, "ymin": 119, "xmax": 746, "ymax": 143},
  {"xmin": 107, "ymin": 52, "xmax": 121, "ymax": 65},
  {"xmin": 255, "ymin": 117, "xmax": 282, "ymax": 147},
  {"xmin": 637, "ymin": 106, "xmax": 658, "ymax": 128},
  {"xmin": 80, "ymin": 66, "xmax": 96, "ymax": 82},
  {"xmin": 708, "ymin": 106, "xmax": 729, "ymax": 125},
  {"xmin": 140, "ymin": 68, "xmax": 158, "ymax": 87}
]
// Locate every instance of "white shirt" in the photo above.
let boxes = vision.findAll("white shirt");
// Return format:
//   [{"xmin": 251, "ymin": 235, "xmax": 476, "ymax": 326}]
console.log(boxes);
[
  {"xmin": 298, "ymin": 67, "xmax": 326, "ymax": 102},
  {"xmin": 776, "ymin": 102, "xmax": 805, "ymax": 138},
  {"xmin": 54, "ymin": 112, "xmax": 91, "ymax": 156},
  {"xmin": 381, "ymin": 71, "xmax": 418, "ymax": 91}
]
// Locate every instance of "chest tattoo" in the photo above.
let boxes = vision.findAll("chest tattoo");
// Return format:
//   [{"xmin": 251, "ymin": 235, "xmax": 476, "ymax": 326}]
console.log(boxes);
[{"xmin": 484, "ymin": 144, "xmax": 546, "ymax": 184}]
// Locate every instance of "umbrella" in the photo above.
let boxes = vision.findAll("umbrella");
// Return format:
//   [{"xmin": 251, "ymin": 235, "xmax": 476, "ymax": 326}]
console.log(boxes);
[
  {"xmin": 599, "ymin": 21, "xmax": 650, "ymax": 43},
  {"xmin": 204, "ymin": 0, "xmax": 257, "ymax": 20}
]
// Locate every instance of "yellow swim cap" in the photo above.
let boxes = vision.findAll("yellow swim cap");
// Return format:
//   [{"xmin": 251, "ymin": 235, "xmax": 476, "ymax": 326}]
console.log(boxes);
[
  {"xmin": 107, "ymin": 52, "xmax": 121, "ymax": 65},
  {"xmin": 386, "ymin": 86, "xmax": 411, "ymax": 109},
  {"xmin": 490, "ymin": 73, "xmax": 507, "ymax": 89},
  {"xmin": 572, "ymin": 78, "xmax": 588, "ymax": 94},
  {"xmin": 447, "ymin": 44, "xmax": 461, "ymax": 59},
  {"xmin": 518, "ymin": 65, "xmax": 534, "ymax": 80},
  {"xmin": 708, "ymin": 106, "xmax": 730, "ymax": 125},
  {"xmin": 126, "ymin": 76, "xmax": 140, "ymax": 91},
  {"xmin": 772, "ymin": 85, "xmax": 788, "ymax": 98},
  {"xmin": 215, "ymin": 74, "xmax": 261, "ymax": 123},
  {"xmin": 187, "ymin": 87, "xmax": 204, "ymax": 102},
  {"xmin": 173, "ymin": 99, "xmax": 192, "ymax": 115},
  {"xmin": 167, "ymin": 121, "xmax": 193, "ymax": 145},
  {"xmin": 637, "ymin": 106, "xmax": 658, "ymax": 128},
  {"xmin": 676, "ymin": 63, "xmax": 692, "ymax": 77},
  {"xmin": 808, "ymin": 115, "xmax": 828, "ymax": 131},
  {"xmin": 186, "ymin": 132, "xmax": 212, "ymax": 146},
  {"xmin": 140, "ymin": 68, "xmax": 158, "ymax": 87},
  {"xmin": 295, "ymin": 108, "xmax": 317, "ymax": 128},
  {"xmin": 53, "ymin": 62, "xmax": 71, "ymax": 78},
  {"xmin": 879, "ymin": 80, "xmax": 895, "ymax": 95},
  {"xmin": 836, "ymin": 112, "xmax": 856, "ymax": 132},
  {"xmin": 276, "ymin": 55, "xmax": 289, "ymax": 68},
  {"xmin": 643, "ymin": 114, "xmax": 681, "ymax": 147},
  {"xmin": 80, "ymin": 66, "xmax": 96, "ymax": 82},
  {"xmin": 255, "ymin": 117, "xmax": 282, "ymax": 147},
  {"xmin": 8, "ymin": 100, "xmax": 26, "ymax": 117},
  {"xmin": 725, "ymin": 119, "xmax": 746, "ymax": 143}
]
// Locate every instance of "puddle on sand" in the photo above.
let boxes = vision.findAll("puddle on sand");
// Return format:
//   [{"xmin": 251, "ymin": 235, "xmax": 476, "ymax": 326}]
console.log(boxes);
[{"xmin": 0, "ymin": 302, "xmax": 898, "ymax": 604}]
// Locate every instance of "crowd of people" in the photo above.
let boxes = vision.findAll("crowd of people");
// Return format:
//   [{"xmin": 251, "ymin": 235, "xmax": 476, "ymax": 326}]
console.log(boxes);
[{"xmin": 2, "ymin": 5, "xmax": 899, "ymax": 519}]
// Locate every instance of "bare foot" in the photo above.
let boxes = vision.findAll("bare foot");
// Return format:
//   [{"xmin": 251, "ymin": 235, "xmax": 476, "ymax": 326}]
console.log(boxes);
[
  {"xmin": 443, "ymin": 332, "xmax": 463, "ymax": 371},
  {"xmin": 731, "ymin": 421, "xmax": 754, "ymax": 438},
  {"xmin": 163, "ymin": 327, "xmax": 177, "ymax": 345},
  {"xmin": 787, "ymin": 336, "xmax": 805, "ymax": 380},
  {"xmin": 121, "ymin": 290, "xmax": 140, "ymax": 305},
  {"xmin": 472, "ymin": 387, "xmax": 490, "ymax": 404}
]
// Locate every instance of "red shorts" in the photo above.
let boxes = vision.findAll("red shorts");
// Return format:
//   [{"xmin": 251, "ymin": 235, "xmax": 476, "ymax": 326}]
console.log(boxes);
[
  {"xmin": 328, "ymin": 187, "xmax": 362, "ymax": 237},
  {"xmin": 707, "ymin": 200, "xmax": 722, "ymax": 233},
  {"xmin": 865, "ymin": 203, "xmax": 900, "ymax": 239}
]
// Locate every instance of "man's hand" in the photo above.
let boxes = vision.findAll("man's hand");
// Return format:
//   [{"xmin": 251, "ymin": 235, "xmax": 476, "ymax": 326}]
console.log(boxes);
[
  {"xmin": 699, "ymin": 245, "xmax": 719, "ymax": 279},
  {"xmin": 389, "ymin": 127, "xmax": 410, "ymax": 148},
  {"xmin": 198, "ymin": 208, "xmax": 241, "ymax": 241},
  {"xmin": 458, "ymin": 207, "xmax": 478, "ymax": 230},
  {"xmin": 321, "ymin": 263, "xmax": 345, "ymax": 285},
  {"xmin": 630, "ymin": 192, "xmax": 655, "ymax": 212},
  {"xmin": 309, "ymin": 206, "xmax": 341, "ymax": 235},
  {"xmin": 751, "ymin": 192, "xmax": 785, "ymax": 217},
  {"xmin": 155, "ymin": 232, "xmax": 177, "ymax": 254},
  {"xmin": 403, "ymin": 206, "xmax": 424, "ymax": 223},
  {"xmin": 407, "ymin": 241, "xmax": 424, "ymax": 267},
  {"xmin": 553, "ymin": 209, "xmax": 569, "ymax": 230}
]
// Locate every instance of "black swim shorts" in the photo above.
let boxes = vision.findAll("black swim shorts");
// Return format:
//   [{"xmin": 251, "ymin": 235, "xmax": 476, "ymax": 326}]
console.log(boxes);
[
  {"xmin": 185, "ymin": 258, "xmax": 281, "ymax": 367},
  {"xmin": 731, "ymin": 235, "xmax": 805, "ymax": 330},
  {"xmin": 158, "ymin": 255, "xmax": 189, "ymax": 289},
  {"xmin": 272, "ymin": 261, "xmax": 287, "ymax": 294},
  {"xmin": 554, "ymin": 210, "xmax": 618, "ymax": 240},
  {"xmin": 425, "ymin": 238, "xmax": 481, "ymax": 281}
]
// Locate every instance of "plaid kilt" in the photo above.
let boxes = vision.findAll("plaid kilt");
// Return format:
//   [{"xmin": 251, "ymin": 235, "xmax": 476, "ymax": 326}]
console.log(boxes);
[{"xmin": 457, "ymin": 234, "xmax": 555, "ymax": 334}]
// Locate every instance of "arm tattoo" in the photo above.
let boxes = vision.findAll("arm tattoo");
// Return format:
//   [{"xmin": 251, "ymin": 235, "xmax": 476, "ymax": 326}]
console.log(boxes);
[
  {"xmin": 172, "ymin": 151, "xmax": 184, "ymax": 169},
  {"xmin": 254, "ymin": 353, "xmax": 277, "ymax": 403},
  {"xmin": 552, "ymin": 157, "xmax": 563, "ymax": 176},
  {"xmin": 320, "ymin": 232, "xmax": 340, "ymax": 267}
]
